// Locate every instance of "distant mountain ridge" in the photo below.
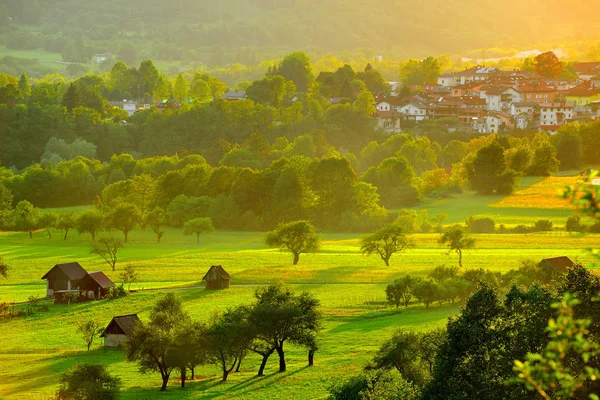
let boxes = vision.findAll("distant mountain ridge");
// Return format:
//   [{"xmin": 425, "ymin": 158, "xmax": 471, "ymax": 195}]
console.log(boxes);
[{"xmin": 2, "ymin": 0, "xmax": 599, "ymax": 60}]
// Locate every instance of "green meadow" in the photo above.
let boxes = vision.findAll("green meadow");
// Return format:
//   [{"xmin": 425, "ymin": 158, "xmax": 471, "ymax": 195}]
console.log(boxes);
[{"xmin": 0, "ymin": 181, "xmax": 598, "ymax": 399}]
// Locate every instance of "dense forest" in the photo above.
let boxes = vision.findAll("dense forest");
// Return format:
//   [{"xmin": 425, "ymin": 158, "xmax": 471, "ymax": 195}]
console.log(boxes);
[
  {"xmin": 1, "ymin": 55, "xmax": 599, "ymax": 233},
  {"xmin": 2, "ymin": 0, "xmax": 600, "ymax": 64}
]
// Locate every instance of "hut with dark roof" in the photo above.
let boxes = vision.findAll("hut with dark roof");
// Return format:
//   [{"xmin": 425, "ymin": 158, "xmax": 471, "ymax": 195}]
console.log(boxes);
[
  {"xmin": 540, "ymin": 256, "xmax": 574, "ymax": 274},
  {"xmin": 41, "ymin": 262, "xmax": 87, "ymax": 298},
  {"xmin": 100, "ymin": 314, "xmax": 141, "ymax": 347},
  {"xmin": 202, "ymin": 265, "xmax": 231, "ymax": 290},
  {"xmin": 78, "ymin": 271, "xmax": 115, "ymax": 299}
]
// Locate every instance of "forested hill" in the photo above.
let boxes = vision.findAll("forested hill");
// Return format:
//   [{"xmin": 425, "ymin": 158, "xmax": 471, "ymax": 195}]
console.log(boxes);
[{"xmin": 2, "ymin": 0, "xmax": 599, "ymax": 62}]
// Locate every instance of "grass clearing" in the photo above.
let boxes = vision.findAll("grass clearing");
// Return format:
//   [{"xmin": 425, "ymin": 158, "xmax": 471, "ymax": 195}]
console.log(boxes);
[{"xmin": 1, "ymin": 178, "xmax": 598, "ymax": 399}]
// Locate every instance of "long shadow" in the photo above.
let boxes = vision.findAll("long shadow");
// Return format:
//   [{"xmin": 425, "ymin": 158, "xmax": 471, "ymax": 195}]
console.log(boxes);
[{"xmin": 4, "ymin": 348, "xmax": 123, "ymax": 396}]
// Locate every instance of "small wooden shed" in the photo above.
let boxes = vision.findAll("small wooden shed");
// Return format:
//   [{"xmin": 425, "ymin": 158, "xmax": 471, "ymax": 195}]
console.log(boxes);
[
  {"xmin": 100, "ymin": 314, "xmax": 141, "ymax": 347},
  {"xmin": 41, "ymin": 262, "xmax": 87, "ymax": 298},
  {"xmin": 540, "ymin": 256, "xmax": 574, "ymax": 274},
  {"xmin": 202, "ymin": 265, "xmax": 231, "ymax": 290},
  {"xmin": 78, "ymin": 271, "xmax": 115, "ymax": 299}
]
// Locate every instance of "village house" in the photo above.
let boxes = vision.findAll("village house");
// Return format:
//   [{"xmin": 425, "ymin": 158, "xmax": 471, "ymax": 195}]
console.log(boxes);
[
  {"xmin": 562, "ymin": 80, "xmax": 600, "ymax": 106},
  {"xmin": 437, "ymin": 73, "xmax": 455, "ymax": 87},
  {"xmin": 515, "ymin": 82, "xmax": 557, "ymax": 104},
  {"xmin": 94, "ymin": 53, "xmax": 114, "ymax": 64},
  {"xmin": 100, "ymin": 314, "xmax": 141, "ymax": 347},
  {"xmin": 202, "ymin": 265, "xmax": 231, "ymax": 290},
  {"xmin": 540, "ymin": 256, "xmax": 574, "ymax": 274},
  {"xmin": 572, "ymin": 62, "xmax": 600, "ymax": 80},
  {"xmin": 375, "ymin": 110, "xmax": 402, "ymax": 133},
  {"xmin": 122, "ymin": 100, "xmax": 137, "ymax": 116},
  {"xmin": 453, "ymin": 66, "xmax": 498, "ymax": 85},
  {"xmin": 41, "ymin": 262, "xmax": 115, "ymax": 302},
  {"xmin": 398, "ymin": 103, "xmax": 428, "ymax": 121},
  {"xmin": 78, "ymin": 271, "xmax": 115, "ymax": 300},
  {"xmin": 41, "ymin": 262, "xmax": 87, "ymax": 298},
  {"xmin": 539, "ymin": 102, "xmax": 574, "ymax": 127},
  {"xmin": 481, "ymin": 86, "xmax": 521, "ymax": 112},
  {"xmin": 221, "ymin": 91, "xmax": 247, "ymax": 101},
  {"xmin": 451, "ymin": 82, "xmax": 482, "ymax": 97}
]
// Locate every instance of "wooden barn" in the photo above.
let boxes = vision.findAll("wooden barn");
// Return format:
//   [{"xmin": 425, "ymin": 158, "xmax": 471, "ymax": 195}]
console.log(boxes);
[
  {"xmin": 78, "ymin": 271, "xmax": 115, "ymax": 299},
  {"xmin": 41, "ymin": 262, "xmax": 87, "ymax": 298},
  {"xmin": 202, "ymin": 265, "xmax": 231, "ymax": 290},
  {"xmin": 540, "ymin": 256, "xmax": 574, "ymax": 274},
  {"xmin": 100, "ymin": 314, "xmax": 140, "ymax": 347}
]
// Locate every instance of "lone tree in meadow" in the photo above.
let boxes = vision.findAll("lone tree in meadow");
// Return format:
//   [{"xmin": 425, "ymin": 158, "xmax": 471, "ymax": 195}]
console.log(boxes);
[
  {"xmin": 144, "ymin": 207, "xmax": 166, "ymax": 243},
  {"xmin": 360, "ymin": 223, "xmax": 413, "ymax": 266},
  {"xmin": 247, "ymin": 284, "xmax": 322, "ymax": 374},
  {"xmin": 183, "ymin": 217, "xmax": 214, "ymax": 244},
  {"xmin": 76, "ymin": 209, "xmax": 104, "ymax": 241},
  {"xmin": 438, "ymin": 228, "xmax": 475, "ymax": 267},
  {"xmin": 265, "ymin": 220, "xmax": 320, "ymax": 265},
  {"xmin": 56, "ymin": 212, "xmax": 77, "ymax": 240},
  {"xmin": 76, "ymin": 319, "xmax": 102, "ymax": 351},
  {"xmin": 104, "ymin": 203, "xmax": 141, "ymax": 242},
  {"xmin": 90, "ymin": 236, "xmax": 123, "ymax": 271}
]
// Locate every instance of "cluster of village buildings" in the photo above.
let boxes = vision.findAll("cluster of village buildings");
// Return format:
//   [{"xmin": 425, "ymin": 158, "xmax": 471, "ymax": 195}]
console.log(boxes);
[
  {"xmin": 112, "ymin": 60, "xmax": 600, "ymax": 134},
  {"xmin": 375, "ymin": 62, "xmax": 600, "ymax": 134}
]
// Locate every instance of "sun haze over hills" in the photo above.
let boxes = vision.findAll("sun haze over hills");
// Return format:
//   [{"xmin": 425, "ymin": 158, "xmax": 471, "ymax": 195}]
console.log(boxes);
[{"xmin": 3, "ymin": 0, "xmax": 600, "ymax": 60}]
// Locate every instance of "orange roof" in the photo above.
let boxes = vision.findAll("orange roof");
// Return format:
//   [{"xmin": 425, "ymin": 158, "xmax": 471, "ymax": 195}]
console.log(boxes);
[
  {"xmin": 572, "ymin": 62, "xmax": 600, "ymax": 75},
  {"xmin": 562, "ymin": 80, "xmax": 600, "ymax": 97}
]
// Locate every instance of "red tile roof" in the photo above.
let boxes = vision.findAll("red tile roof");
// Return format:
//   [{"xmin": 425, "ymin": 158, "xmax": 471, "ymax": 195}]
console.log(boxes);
[
  {"xmin": 562, "ymin": 80, "xmax": 600, "ymax": 97},
  {"xmin": 572, "ymin": 62, "xmax": 600, "ymax": 75}
]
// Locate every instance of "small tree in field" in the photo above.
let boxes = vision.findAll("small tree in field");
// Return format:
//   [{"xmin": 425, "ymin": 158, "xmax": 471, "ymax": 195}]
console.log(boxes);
[
  {"xmin": 386, "ymin": 276, "xmax": 415, "ymax": 308},
  {"xmin": 360, "ymin": 223, "xmax": 413, "ymax": 266},
  {"xmin": 104, "ymin": 203, "xmax": 141, "ymax": 242},
  {"xmin": 56, "ymin": 363, "xmax": 121, "ymax": 400},
  {"xmin": 265, "ymin": 220, "xmax": 320, "ymax": 265},
  {"xmin": 91, "ymin": 236, "xmax": 123, "ymax": 271},
  {"xmin": 144, "ymin": 207, "xmax": 166, "ymax": 243},
  {"xmin": 76, "ymin": 319, "xmax": 102, "ymax": 351},
  {"xmin": 56, "ymin": 212, "xmax": 77, "ymax": 240},
  {"xmin": 119, "ymin": 264, "xmax": 139, "ymax": 291},
  {"xmin": 76, "ymin": 209, "xmax": 104, "ymax": 241},
  {"xmin": 183, "ymin": 217, "xmax": 214, "ymax": 244},
  {"xmin": 38, "ymin": 211, "xmax": 57, "ymax": 239},
  {"xmin": 438, "ymin": 228, "xmax": 475, "ymax": 267}
]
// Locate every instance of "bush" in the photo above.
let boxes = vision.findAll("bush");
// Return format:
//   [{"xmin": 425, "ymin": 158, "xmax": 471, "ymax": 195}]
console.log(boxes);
[
  {"xmin": 107, "ymin": 284, "xmax": 128, "ymax": 300},
  {"xmin": 533, "ymin": 219, "xmax": 553, "ymax": 232},
  {"xmin": 466, "ymin": 216, "xmax": 495, "ymax": 233},
  {"xmin": 588, "ymin": 222, "xmax": 600, "ymax": 233},
  {"xmin": 329, "ymin": 374, "xmax": 369, "ymax": 400},
  {"xmin": 512, "ymin": 224, "xmax": 532, "ymax": 234},
  {"xmin": 57, "ymin": 363, "xmax": 121, "ymax": 400},
  {"xmin": 565, "ymin": 215, "xmax": 583, "ymax": 234}
]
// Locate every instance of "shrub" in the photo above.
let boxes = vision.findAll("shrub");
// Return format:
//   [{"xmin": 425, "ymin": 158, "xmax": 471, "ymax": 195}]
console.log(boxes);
[
  {"xmin": 512, "ymin": 224, "xmax": 531, "ymax": 234},
  {"xmin": 329, "ymin": 374, "xmax": 369, "ymax": 400},
  {"xmin": 57, "ymin": 363, "xmax": 121, "ymax": 400},
  {"xmin": 412, "ymin": 280, "xmax": 440, "ymax": 308},
  {"xmin": 532, "ymin": 219, "xmax": 553, "ymax": 232},
  {"xmin": 565, "ymin": 215, "xmax": 583, "ymax": 234},
  {"xmin": 107, "ymin": 284, "xmax": 128, "ymax": 300},
  {"xmin": 466, "ymin": 216, "xmax": 495, "ymax": 233},
  {"xmin": 588, "ymin": 222, "xmax": 600, "ymax": 233}
]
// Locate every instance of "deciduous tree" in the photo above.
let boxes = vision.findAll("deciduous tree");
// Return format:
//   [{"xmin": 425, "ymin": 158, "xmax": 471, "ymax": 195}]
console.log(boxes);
[
  {"xmin": 265, "ymin": 220, "xmax": 320, "ymax": 265},
  {"xmin": 361, "ymin": 223, "xmax": 413, "ymax": 266},
  {"xmin": 90, "ymin": 236, "xmax": 123, "ymax": 271},
  {"xmin": 438, "ymin": 228, "xmax": 475, "ymax": 267},
  {"xmin": 183, "ymin": 217, "xmax": 214, "ymax": 244}
]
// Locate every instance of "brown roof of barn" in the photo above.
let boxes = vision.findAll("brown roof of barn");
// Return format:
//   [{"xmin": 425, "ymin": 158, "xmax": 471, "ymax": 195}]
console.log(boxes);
[
  {"xmin": 82, "ymin": 271, "xmax": 115, "ymax": 289},
  {"xmin": 202, "ymin": 265, "xmax": 231, "ymax": 281},
  {"xmin": 541, "ymin": 256, "xmax": 574, "ymax": 273},
  {"xmin": 41, "ymin": 262, "xmax": 87, "ymax": 281},
  {"xmin": 100, "ymin": 314, "xmax": 141, "ymax": 337}
]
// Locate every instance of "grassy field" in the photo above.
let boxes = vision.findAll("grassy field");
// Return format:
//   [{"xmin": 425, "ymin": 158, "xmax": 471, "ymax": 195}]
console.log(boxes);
[{"xmin": 0, "ymin": 175, "xmax": 598, "ymax": 399}]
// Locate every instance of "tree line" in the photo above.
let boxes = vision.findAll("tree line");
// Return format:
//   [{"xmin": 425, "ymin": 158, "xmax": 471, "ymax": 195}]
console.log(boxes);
[{"xmin": 331, "ymin": 263, "xmax": 600, "ymax": 400}]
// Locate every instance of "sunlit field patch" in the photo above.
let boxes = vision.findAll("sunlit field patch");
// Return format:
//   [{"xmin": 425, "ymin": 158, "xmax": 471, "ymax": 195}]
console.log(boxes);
[{"xmin": 491, "ymin": 176, "xmax": 579, "ymax": 209}]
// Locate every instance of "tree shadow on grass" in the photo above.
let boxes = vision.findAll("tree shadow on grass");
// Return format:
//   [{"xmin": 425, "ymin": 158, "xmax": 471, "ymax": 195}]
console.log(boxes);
[{"xmin": 4, "ymin": 348, "xmax": 122, "ymax": 396}]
